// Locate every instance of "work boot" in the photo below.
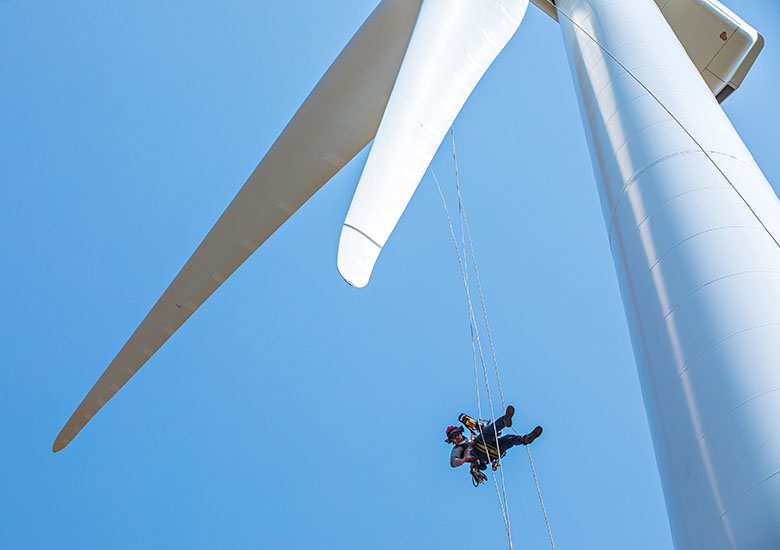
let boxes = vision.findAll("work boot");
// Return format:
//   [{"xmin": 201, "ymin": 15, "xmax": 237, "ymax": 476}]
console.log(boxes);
[
  {"xmin": 503, "ymin": 405, "xmax": 515, "ymax": 428},
  {"xmin": 523, "ymin": 425, "xmax": 543, "ymax": 445}
]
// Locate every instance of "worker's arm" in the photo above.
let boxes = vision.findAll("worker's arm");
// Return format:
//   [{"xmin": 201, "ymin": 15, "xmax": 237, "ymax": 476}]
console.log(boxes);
[{"xmin": 450, "ymin": 444, "xmax": 473, "ymax": 468}]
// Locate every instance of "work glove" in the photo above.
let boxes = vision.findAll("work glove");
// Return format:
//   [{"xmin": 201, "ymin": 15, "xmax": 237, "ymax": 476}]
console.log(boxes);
[{"xmin": 463, "ymin": 456, "xmax": 476, "ymax": 463}]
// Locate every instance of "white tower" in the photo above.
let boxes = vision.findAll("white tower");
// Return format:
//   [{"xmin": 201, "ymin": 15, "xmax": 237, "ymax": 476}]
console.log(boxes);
[{"xmin": 556, "ymin": 0, "xmax": 780, "ymax": 547}]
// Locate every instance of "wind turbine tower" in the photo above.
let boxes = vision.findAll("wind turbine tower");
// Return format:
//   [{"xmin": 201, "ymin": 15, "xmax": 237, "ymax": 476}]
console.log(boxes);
[{"xmin": 555, "ymin": 0, "xmax": 780, "ymax": 547}]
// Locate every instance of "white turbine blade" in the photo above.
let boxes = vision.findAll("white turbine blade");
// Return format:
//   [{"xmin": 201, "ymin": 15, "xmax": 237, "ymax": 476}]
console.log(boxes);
[
  {"xmin": 337, "ymin": 0, "xmax": 528, "ymax": 287},
  {"xmin": 53, "ymin": 0, "xmax": 423, "ymax": 452}
]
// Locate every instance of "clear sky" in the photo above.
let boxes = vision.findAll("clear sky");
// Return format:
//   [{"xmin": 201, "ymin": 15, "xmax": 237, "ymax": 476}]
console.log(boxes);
[{"xmin": 2, "ymin": 1, "xmax": 779, "ymax": 548}]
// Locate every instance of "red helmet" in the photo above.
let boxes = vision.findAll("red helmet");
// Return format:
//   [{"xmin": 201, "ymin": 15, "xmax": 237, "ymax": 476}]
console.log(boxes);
[{"xmin": 445, "ymin": 425, "xmax": 464, "ymax": 443}]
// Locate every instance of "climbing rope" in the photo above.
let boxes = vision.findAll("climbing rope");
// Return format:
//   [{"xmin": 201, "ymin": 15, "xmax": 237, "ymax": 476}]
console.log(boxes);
[
  {"xmin": 431, "ymin": 167, "xmax": 513, "ymax": 548},
  {"xmin": 450, "ymin": 129, "xmax": 507, "ymax": 409},
  {"xmin": 449, "ymin": 128, "xmax": 514, "ymax": 536},
  {"xmin": 433, "ymin": 125, "xmax": 558, "ymax": 550},
  {"xmin": 525, "ymin": 445, "xmax": 556, "ymax": 550}
]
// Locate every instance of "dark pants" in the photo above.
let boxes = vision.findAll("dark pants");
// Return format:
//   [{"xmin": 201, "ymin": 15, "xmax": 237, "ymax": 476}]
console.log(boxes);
[{"xmin": 472, "ymin": 416, "xmax": 526, "ymax": 463}]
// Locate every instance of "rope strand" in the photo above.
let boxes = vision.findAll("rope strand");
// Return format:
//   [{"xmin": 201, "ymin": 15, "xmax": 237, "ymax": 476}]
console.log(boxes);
[
  {"xmin": 526, "ymin": 444, "xmax": 556, "ymax": 550},
  {"xmin": 435, "ymin": 125, "xmax": 557, "ymax": 550},
  {"xmin": 450, "ymin": 128, "xmax": 513, "ymax": 535},
  {"xmin": 431, "ymin": 169, "xmax": 512, "ymax": 547},
  {"xmin": 505, "ymin": 419, "xmax": 557, "ymax": 550},
  {"xmin": 450, "ymin": 129, "xmax": 507, "ymax": 409}
]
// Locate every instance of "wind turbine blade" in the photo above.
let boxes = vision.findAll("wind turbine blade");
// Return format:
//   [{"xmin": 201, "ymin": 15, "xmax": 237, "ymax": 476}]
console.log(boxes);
[
  {"xmin": 337, "ymin": 0, "xmax": 528, "ymax": 288},
  {"xmin": 53, "ymin": 0, "xmax": 423, "ymax": 452}
]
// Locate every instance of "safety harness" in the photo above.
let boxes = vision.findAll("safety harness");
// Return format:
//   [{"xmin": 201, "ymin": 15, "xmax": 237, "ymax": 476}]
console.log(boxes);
[{"xmin": 457, "ymin": 413, "xmax": 505, "ymax": 486}]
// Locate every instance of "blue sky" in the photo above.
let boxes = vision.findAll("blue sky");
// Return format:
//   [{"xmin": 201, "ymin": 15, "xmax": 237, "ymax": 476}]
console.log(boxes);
[{"xmin": 2, "ymin": 1, "xmax": 779, "ymax": 548}]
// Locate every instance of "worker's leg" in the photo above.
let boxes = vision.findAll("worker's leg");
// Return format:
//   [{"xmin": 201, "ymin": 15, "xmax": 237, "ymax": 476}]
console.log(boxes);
[
  {"xmin": 496, "ymin": 434, "xmax": 526, "ymax": 451},
  {"xmin": 501, "ymin": 426, "xmax": 543, "ymax": 448},
  {"xmin": 478, "ymin": 417, "xmax": 507, "ymax": 446}
]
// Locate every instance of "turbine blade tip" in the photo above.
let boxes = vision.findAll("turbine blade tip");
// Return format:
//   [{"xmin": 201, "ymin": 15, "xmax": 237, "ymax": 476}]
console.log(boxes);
[
  {"xmin": 52, "ymin": 434, "xmax": 70, "ymax": 453},
  {"xmin": 337, "ymin": 224, "xmax": 381, "ymax": 288}
]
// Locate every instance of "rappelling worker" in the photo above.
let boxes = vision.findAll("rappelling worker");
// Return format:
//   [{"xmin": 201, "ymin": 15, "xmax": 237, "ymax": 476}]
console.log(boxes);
[{"xmin": 446, "ymin": 406, "xmax": 542, "ymax": 469}]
